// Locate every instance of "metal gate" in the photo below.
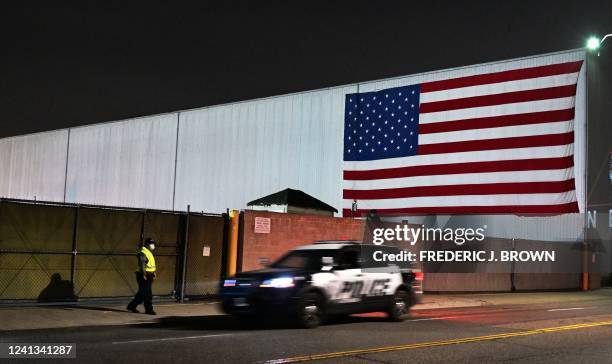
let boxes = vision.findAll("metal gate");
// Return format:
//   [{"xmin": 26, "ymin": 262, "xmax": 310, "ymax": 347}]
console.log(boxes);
[
  {"xmin": 0, "ymin": 199, "xmax": 226, "ymax": 303},
  {"xmin": 183, "ymin": 214, "xmax": 226, "ymax": 297}
]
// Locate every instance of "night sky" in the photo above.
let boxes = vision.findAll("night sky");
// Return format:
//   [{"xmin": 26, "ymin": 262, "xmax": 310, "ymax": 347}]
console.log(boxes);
[{"xmin": 2, "ymin": 0, "xmax": 612, "ymax": 138}]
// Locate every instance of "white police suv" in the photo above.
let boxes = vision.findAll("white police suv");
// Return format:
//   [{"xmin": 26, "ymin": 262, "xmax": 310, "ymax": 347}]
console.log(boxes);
[{"xmin": 219, "ymin": 241, "xmax": 418, "ymax": 328}]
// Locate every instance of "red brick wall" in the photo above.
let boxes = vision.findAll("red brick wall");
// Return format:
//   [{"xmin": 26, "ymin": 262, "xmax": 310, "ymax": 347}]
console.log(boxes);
[{"xmin": 240, "ymin": 210, "xmax": 365, "ymax": 271}]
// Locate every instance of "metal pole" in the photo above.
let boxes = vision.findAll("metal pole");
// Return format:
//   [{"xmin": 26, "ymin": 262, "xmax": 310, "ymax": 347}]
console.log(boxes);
[
  {"xmin": 582, "ymin": 53, "xmax": 590, "ymax": 291},
  {"xmin": 226, "ymin": 210, "xmax": 240, "ymax": 277},
  {"xmin": 70, "ymin": 205, "xmax": 80, "ymax": 284},
  {"xmin": 180, "ymin": 205, "xmax": 190, "ymax": 303},
  {"xmin": 140, "ymin": 209, "xmax": 146, "ymax": 245}
]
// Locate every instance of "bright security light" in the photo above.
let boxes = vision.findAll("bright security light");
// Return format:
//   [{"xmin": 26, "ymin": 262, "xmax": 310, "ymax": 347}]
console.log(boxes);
[
  {"xmin": 586, "ymin": 37, "xmax": 600, "ymax": 50},
  {"xmin": 587, "ymin": 34, "xmax": 612, "ymax": 54}
]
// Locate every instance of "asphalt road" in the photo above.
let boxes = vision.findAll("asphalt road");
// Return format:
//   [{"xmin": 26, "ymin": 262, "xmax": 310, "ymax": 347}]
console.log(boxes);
[{"xmin": 3, "ymin": 297, "xmax": 612, "ymax": 364}]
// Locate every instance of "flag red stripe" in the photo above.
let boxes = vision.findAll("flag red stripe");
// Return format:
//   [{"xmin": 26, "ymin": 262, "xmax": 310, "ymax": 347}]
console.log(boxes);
[
  {"xmin": 343, "ymin": 156, "xmax": 574, "ymax": 181},
  {"xmin": 420, "ymin": 61, "xmax": 583, "ymax": 93},
  {"xmin": 419, "ymin": 108, "xmax": 574, "ymax": 134},
  {"xmin": 342, "ymin": 202, "xmax": 579, "ymax": 216},
  {"xmin": 419, "ymin": 85, "xmax": 577, "ymax": 114},
  {"xmin": 343, "ymin": 180, "xmax": 576, "ymax": 200},
  {"xmin": 418, "ymin": 131, "xmax": 573, "ymax": 155}
]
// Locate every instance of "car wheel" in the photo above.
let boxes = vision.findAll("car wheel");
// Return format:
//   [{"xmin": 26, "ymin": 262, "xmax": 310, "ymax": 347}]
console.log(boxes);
[
  {"xmin": 295, "ymin": 291, "xmax": 325, "ymax": 328},
  {"xmin": 387, "ymin": 289, "xmax": 411, "ymax": 321}
]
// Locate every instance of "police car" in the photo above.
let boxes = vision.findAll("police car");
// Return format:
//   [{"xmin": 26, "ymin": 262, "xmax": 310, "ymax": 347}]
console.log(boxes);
[{"xmin": 219, "ymin": 241, "xmax": 418, "ymax": 328}]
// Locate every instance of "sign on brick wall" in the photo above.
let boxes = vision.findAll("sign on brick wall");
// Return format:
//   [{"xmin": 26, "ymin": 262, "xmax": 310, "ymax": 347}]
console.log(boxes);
[{"xmin": 254, "ymin": 217, "xmax": 271, "ymax": 234}]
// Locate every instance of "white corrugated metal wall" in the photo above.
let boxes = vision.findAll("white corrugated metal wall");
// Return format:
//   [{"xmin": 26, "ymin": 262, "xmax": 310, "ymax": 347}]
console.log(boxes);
[
  {"xmin": 174, "ymin": 86, "xmax": 355, "ymax": 213},
  {"xmin": 0, "ymin": 130, "xmax": 69, "ymax": 202},
  {"xmin": 0, "ymin": 50, "xmax": 587, "ymax": 236},
  {"xmin": 65, "ymin": 114, "xmax": 178, "ymax": 209}
]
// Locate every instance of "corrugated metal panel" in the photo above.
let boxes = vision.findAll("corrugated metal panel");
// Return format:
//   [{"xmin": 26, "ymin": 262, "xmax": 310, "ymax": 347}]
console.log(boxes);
[
  {"xmin": 0, "ymin": 130, "xmax": 68, "ymax": 202},
  {"xmin": 174, "ymin": 86, "xmax": 357, "ymax": 213},
  {"xmin": 387, "ymin": 213, "xmax": 584, "ymax": 242},
  {"xmin": 441, "ymin": 214, "xmax": 584, "ymax": 242},
  {"xmin": 65, "ymin": 114, "xmax": 178, "ymax": 210}
]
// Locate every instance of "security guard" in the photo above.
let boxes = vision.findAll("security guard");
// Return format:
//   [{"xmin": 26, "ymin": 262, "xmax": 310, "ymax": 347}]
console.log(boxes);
[{"xmin": 127, "ymin": 238, "xmax": 157, "ymax": 315}]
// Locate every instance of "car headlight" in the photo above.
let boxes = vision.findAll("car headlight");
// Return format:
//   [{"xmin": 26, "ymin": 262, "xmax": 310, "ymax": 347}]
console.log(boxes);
[
  {"xmin": 223, "ymin": 279, "xmax": 237, "ymax": 287},
  {"xmin": 259, "ymin": 277, "xmax": 295, "ymax": 288}
]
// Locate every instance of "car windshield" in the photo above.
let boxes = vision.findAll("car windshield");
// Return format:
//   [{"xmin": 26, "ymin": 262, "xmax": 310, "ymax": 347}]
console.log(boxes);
[{"xmin": 271, "ymin": 250, "xmax": 333, "ymax": 270}]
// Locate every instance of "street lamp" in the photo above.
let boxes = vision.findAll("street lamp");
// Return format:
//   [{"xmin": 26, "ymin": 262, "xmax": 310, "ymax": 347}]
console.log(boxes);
[{"xmin": 586, "ymin": 34, "xmax": 612, "ymax": 55}]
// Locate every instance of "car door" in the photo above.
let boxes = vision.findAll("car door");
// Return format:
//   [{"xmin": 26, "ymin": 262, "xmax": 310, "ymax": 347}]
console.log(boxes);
[
  {"xmin": 359, "ymin": 245, "xmax": 403, "ymax": 309},
  {"xmin": 328, "ymin": 248, "xmax": 367, "ymax": 309}
]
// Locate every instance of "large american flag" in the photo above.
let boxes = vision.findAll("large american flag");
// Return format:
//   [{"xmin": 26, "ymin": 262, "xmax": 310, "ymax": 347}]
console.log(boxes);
[{"xmin": 342, "ymin": 60, "xmax": 583, "ymax": 216}]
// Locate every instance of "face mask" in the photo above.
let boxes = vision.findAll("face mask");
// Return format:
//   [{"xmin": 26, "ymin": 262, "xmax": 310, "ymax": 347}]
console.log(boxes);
[{"xmin": 148, "ymin": 244, "xmax": 155, "ymax": 251}]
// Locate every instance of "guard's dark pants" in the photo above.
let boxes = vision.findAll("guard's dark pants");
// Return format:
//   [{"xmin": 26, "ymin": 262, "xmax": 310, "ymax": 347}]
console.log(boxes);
[{"xmin": 128, "ymin": 272, "xmax": 154, "ymax": 312}]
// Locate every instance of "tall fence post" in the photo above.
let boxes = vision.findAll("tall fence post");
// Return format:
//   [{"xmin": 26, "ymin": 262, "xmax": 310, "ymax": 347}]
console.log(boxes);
[
  {"xmin": 140, "ymin": 209, "xmax": 147, "ymax": 244},
  {"xmin": 180, "ymin": 204, "xmax": 190, "ymax": 303},
  {"xmin": 70, "ymin": 205, "xmax": 80, "ymax": 285}
]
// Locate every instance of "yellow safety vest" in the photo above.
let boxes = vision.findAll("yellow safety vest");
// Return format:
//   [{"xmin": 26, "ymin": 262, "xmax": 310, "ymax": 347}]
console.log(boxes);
[{"xmin": 139, "ymin": 246, "xmax": 157, "ymax": 273}]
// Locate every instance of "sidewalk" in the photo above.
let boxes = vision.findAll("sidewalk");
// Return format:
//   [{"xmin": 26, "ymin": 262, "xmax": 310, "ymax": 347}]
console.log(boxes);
[
  {"xmin": 2, "ymin": 289, "xmax": 611, "ymax": 332},
  {"xmin": 0, "ymin": 301, "xmax": 223, "ymax": 332}
]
